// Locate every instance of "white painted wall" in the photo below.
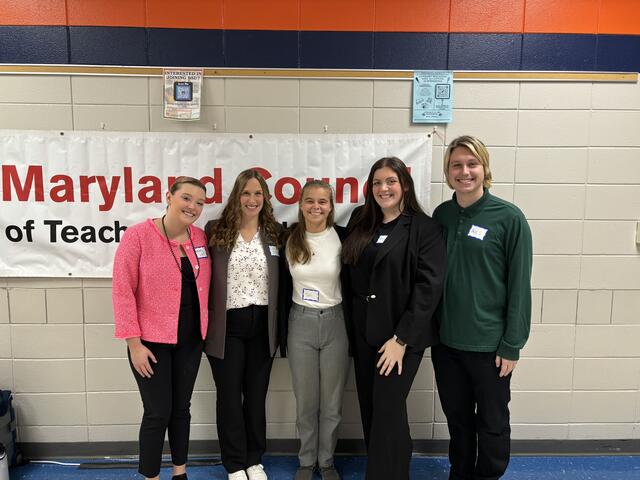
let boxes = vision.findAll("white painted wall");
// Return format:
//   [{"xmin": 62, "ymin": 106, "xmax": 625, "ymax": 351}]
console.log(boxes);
[{"xmin": 1, "ymin": 74, "xmax": 639, "ymax": 444}]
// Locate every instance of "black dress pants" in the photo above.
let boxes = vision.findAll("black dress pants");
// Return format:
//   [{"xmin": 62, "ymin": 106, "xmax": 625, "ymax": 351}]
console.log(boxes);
[
  {"xmin": 208, "ymin": 305, "xmax": 274, "ymax": 474},
  {"xmin": 130, "ymin": 338, "xmax": 203, "ymax": 478},
  {"xmin": 352, "ymin": 299, "xmax": 423, "ymax": 480},
  {"xmin": 432, "ymin": 344, "xmax": 512, "ymax": 480}
]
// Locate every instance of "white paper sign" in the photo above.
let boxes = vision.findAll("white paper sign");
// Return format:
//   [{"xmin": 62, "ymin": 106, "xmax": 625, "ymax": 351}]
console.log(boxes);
[
  {"xmin": 163, "ymin": 68, "xmax": 203, "ymax": 120},
  {"xmin": 0, "ymin": 131, "xmax": 432, "ymax": 277}
]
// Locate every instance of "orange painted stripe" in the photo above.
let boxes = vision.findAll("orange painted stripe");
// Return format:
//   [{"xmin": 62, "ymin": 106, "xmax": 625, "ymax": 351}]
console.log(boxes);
[
  {"xmin": 67, "ymin": 0, "xmax": 145, "ymax": 27},
  {"xmin": 450, "ymin": 0, "xmax": 524, "ymax": 33},
  {"xmin": 524, "ymin": 0, "xmax": 599, "ymax": 34},
  {"xmin": 146, "ymin": 0, "xmax": 223, "ymax": 29},
  {"xmin": 223, "ymin": 0, "xmax": 299, "ymax": 30},
  {"xmin": 300, "ymin": 0, "xmax": 374, "ymax": 31},
  {"xmin": 0, "ymin": 0, "xmax": 638, "ymax": 35},
  {"xmin": 599, "ymin": 0, "xmax": 640, "ymax": 34},
  {"xmin": 0, "ymin": 0, "xmax": 66, "ymax": 25},
  {"xmin": 374, "ymin": 0, "xmax": 450, "ymax": 32}
]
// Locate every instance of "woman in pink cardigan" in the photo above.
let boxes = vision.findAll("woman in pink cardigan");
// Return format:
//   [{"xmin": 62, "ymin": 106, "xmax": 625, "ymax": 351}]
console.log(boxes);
[{"xmin": 112, "ymin": 176, "xmax": 212, "ymax": 480}]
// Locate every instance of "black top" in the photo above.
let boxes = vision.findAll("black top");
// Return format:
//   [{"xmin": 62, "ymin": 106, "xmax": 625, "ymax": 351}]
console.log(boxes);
[
  {"xmin": 177, "ymin": 256, "xmax": 201, "ymax": 345},
  {"xmin": 350, "ymin": 216, "xmax": 400, "ymax": 297}
]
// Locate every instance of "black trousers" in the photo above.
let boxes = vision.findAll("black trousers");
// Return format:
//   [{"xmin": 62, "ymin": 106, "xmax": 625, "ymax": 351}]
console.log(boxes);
[
  {"xmin": 352, "ymin": 299, "xmax": 423, "ymax": 480},
  {"xmin": 432, "ymin": 344, "xmax": 512, "ymax": 480},
  {"xmin": 208, "ymin": 305, "xmax": 274, "ymax": 474},
  {"xmin": 130, "ymin": 338, "xmax": 203, "ymax": 478}
]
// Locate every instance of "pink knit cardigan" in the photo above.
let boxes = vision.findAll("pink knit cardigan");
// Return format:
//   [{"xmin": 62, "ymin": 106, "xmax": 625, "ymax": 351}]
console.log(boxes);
[{"xmin": 112, "ymin": 219, "xmax": 211, "ymax": 343}]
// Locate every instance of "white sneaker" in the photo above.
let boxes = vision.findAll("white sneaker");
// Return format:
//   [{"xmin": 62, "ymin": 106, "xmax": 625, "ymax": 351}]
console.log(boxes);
[
  {"xmin": 246, "ymin": 463, "xmax": 268, "ymax": 480},
  {"xmin": 228, "ymin": 470, "xmax": 248, "ymax": 480}
]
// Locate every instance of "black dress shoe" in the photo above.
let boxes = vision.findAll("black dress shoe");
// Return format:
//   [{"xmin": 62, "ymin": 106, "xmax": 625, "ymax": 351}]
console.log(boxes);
[{"xmin": 172, "ymin": 474, "xmax": 187, "ymax": 480}]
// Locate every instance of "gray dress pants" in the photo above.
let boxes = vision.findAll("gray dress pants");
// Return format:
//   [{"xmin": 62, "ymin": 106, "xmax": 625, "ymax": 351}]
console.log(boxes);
[{"xmin": 287, "ymin": 303, "xmax": 350, "ymax": 468}]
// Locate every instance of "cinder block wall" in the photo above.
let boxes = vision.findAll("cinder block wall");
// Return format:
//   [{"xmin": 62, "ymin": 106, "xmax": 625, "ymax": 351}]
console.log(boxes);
[{"xmin": 0, "ymin": 75, "xmax": 639, "ymax": 445}]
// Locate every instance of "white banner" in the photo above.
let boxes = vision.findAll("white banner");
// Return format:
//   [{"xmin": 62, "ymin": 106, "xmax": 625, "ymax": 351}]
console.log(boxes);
[{"xmin": 0, "ymin": 131, "xmax": 432, "ymax": 277}]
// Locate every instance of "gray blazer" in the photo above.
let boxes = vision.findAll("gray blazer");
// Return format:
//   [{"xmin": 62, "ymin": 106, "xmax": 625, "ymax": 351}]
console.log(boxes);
[{"xmin": 204, "ymin": 220, "xmax": 281, "ymax": 359}]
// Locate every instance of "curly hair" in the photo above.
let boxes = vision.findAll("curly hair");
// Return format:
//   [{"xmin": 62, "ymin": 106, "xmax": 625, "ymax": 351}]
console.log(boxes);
[{"xmin": 208, "ymin": 169, "xmax": 281, "ymax": 249}]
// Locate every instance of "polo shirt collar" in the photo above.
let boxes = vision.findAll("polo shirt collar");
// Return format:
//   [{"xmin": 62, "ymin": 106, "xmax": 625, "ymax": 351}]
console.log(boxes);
[{"xmin": 453, "ymin": 188, "xmax": 491, "ymax": 217}]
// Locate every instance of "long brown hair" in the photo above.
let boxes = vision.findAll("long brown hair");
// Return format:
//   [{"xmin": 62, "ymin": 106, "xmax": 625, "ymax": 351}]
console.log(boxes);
[
  {"xmin": 208, "ymin": 169, "xmax": 280, "ymax": 249},
  {"xmin": 342, "ymin": 157, "xmax": 423, "ymax": 264},
  {"xmin": 286, "ymin": 180, "xmax": 335, "ymax": 266}
]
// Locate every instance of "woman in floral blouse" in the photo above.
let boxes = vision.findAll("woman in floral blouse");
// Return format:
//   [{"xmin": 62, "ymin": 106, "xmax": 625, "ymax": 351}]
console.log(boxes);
[{"xmin": 204, "ymin": 169, "xmax": 282, "ymax": 480}]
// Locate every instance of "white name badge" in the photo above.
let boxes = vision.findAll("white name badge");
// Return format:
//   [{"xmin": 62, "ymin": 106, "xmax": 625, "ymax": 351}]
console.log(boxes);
[
  {"xmin": 194, "ymin": 246, "xmax": 208, "ymax": 258},
  {"xmin": 302, "ymin": 288, "xmax": 320, "ymax": 302},
  {"xmin": 376, "ymin": 235, "xmax": 388, "ymax": 244},
  {"xmin": 269, "ymin": 245, "xmax": 279, "ymax": 256},
  {"xmin": 468, "ymin": 225, "xmax": 488, "ymax": 241}
]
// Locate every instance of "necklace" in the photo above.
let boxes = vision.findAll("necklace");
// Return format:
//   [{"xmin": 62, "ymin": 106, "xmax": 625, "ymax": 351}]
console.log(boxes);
[{"xmin": 161, "ymin": 215, "xmax": 200, "ymax": 282}]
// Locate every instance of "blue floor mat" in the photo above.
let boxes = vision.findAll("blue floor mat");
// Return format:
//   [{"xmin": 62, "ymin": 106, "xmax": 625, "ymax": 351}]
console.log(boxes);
[{"xmin": 10, "ymin": 455, "xmax": 640, "ymax": 479}]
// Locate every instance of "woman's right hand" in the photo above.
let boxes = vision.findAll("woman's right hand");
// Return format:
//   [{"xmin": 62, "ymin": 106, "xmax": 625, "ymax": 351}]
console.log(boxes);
[{"xmin": 126, "ymin": 338, "xmax": 157, "ymax": 378}]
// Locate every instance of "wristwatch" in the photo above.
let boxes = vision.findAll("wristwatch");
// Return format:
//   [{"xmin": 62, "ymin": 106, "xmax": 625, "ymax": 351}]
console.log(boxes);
[{"xmin": 393, "ymin": 334, "xmax": 406, "ymax": 347}]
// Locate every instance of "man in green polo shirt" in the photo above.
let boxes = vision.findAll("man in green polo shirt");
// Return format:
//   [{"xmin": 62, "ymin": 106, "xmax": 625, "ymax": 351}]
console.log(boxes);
[{"xmin": 432, "ymin": 135, "xmax": 533, "ymax": 480}]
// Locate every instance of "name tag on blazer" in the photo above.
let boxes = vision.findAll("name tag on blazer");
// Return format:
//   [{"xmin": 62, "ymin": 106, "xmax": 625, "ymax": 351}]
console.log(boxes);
[{"xmin": 269, "ymin": 245, "xmax": 279, "ymax": 256}]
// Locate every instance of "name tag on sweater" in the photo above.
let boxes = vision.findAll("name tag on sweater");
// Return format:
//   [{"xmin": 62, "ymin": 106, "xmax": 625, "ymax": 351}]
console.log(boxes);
[
  {"xmin": 468, "ymin": 225, "xmax": 488, "ymax": 240},
  {"xmin": 195, "ymin": 246, "xmax": 208, "ymax": 258},
  {"xmin": 302, "ymin": 288, "xmax": 320, "ymax": 302}
]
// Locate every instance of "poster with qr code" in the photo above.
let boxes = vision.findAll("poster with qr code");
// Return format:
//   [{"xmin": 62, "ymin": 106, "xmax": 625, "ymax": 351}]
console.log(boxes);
[
  {"xmin": 412, "ymin": 70, "xmax": 453, "ymax": 123},
  {"xmin": 163, "ymin": 68, "xmax": 203, "ymax": 120}
]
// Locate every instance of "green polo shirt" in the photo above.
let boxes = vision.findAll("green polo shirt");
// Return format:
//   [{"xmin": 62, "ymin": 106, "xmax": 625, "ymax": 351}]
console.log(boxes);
[{"xmin": 433, "ymin": 189, "xmax": 533, "ymax": 360}]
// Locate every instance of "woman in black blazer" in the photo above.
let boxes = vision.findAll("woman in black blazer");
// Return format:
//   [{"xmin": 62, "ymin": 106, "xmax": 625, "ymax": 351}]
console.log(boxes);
[
  {"xmin": 205, "ymin": 169, "xmax": 281, "ymax": 480},
  {"xmin": 342, "ymin": 157, "xmax": 446, "ymax": 480}
]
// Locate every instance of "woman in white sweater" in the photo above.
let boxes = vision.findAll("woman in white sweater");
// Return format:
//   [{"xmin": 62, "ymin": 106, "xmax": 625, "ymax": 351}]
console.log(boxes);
[{"xmin": 279, "ymin": 180, "xmax": 351, "ymax": 480}]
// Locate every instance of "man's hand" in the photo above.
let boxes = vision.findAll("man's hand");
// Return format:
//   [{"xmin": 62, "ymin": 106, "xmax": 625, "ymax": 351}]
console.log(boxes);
[{"xmin": 495, "ymin": 355, "xmax": 517, "ymax": 377}]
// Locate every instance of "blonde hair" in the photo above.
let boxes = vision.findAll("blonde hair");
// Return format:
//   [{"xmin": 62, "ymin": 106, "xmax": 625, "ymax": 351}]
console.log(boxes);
[{"xmin": 443, "ymin": 135, "xmax": 493, "ymax": 189}]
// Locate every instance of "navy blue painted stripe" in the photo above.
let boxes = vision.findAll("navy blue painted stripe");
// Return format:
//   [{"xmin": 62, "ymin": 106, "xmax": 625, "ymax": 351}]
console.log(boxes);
[
  {"xmin": 522, "ymin": 34, "xmax": 597, "ymax": 71},
  {"xmin": 374, "ymin": 32, "xmax": 448, "ymax": 70},
  {"xmin": 449, "ymin": 33, "xmax": 522, "ymax": 70},
  {"xmin": 69, "ymin": 26, "xmax": 147, "ymax": 66},
  {"xmin": 596, "ymin": 34, "xmax": 640, "ymax": 72},
  {"xmin": 0, "ymin": 26, "xmax": 68, "ymax": 64},
  {"xmin": 300, "ymin": 31, "xmax": 374, "ymax": 69},
  {"xmin": 0, "ymin": 26, "xmax": 638, "ymax": 72},
  {"xmin": 226, "ymin": 30, "xmax": 298, "ymax": 68},
  {"xmin": 148, "ymin": 28, "xmax": 224, "ymax": 67}
]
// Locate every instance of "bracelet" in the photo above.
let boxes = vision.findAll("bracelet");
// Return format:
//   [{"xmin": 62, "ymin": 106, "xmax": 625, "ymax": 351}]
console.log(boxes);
[{"xmin": 393, "ymin": 335, "xmax": 406, "ymax": 347}]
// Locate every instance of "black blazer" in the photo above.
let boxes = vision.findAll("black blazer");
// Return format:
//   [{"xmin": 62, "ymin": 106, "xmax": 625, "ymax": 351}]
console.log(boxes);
[
  {"xmin": 346, "ymin": 209, "xmax": 446, "ymax": 350},
  {"xmin": 204, "ymin": 220, "xmax": 282, "ymax": 359},
  {"xmin": 277, "ymin": 224, "xmax": 353, "ymax": 357}
]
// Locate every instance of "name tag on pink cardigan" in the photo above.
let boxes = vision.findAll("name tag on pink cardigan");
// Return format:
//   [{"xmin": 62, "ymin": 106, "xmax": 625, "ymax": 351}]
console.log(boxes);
[{"xmin": 195, "ymin": 246, "xmax": 208, "ymax": 258}]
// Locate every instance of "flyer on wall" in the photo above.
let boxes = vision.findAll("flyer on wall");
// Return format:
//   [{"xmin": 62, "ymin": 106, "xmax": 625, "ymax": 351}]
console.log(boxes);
[
  {"xmin": 163, "ymin": 68, "xmax": 203, "ymax": 120},
  {"xmin": 412, "ymin": 70, "xmax": 453, "ymax": 123}
]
